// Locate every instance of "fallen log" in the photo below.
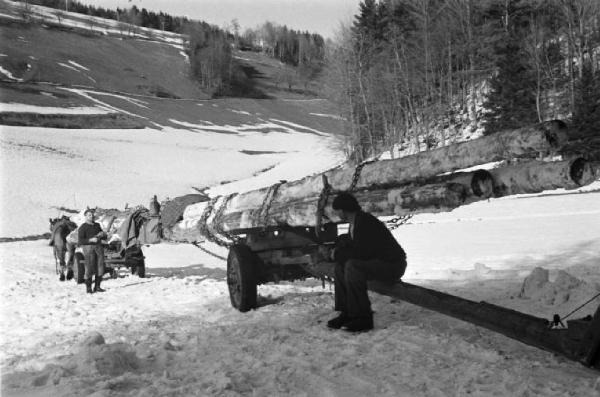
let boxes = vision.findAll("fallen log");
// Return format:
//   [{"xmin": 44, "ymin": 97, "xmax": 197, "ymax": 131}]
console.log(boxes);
[
  {"xmin": 168, "ymin": 156, "xmax": 596, "ymax": 242},
  {"xmin": 171, "ymin": 182, "xmax": 471, "ymax": 242},
  {"xmin": 488, "ymin": 157, "xmax": 596, "ymax": 197},
  {"xmin": 216, "ymin": 120, "xmax": 566, "ymax": 212},
  {"xmin": 88, "ymin": 156, "xmax": 595, "ymax": 245},
  {"xmin": 174, "ymin": 160, "xmax": 594, "ymax": 238},
  {"xmin": 76, "ymin": 122, "xmax": 587, "ymax": 244}
]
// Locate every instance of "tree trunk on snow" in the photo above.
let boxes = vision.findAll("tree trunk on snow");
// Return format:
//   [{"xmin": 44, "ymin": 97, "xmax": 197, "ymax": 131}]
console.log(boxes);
[{"xmin": 489, "ymin": 157, "xmax": 596, "ymax": 197}]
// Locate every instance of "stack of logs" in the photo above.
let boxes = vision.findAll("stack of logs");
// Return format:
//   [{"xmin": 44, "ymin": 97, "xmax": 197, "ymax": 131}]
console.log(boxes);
[
  {"xmin": 162, "ymin": 120, "xmax": 598, "ymax": 243},
  {"xmin": 92, "ymin": 120, "xmax": 598, "ymax": 243}
]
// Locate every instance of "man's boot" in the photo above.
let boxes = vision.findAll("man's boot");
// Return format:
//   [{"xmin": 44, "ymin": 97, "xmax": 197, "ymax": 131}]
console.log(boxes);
[
  {"xmin": 66, "ymin": 269, "xmax": 74, "ymax": 281},
  {"xmin": 93, "ymin": 276, "xmax": 105, "ymax": 293},
  {"xmin": 85, "ymin": 278, "xmax": 93, "ymax": 294},
  {"xmin": 342, "ymin": 315, "xmax": 374, "ymax": 333},
  {"xmin": 59, "ymin": 272, "xmax": 65, "ymax": 282},
  {"xmin": 327, "ymin": 312, "xmax": 349, "ymax": 329}
]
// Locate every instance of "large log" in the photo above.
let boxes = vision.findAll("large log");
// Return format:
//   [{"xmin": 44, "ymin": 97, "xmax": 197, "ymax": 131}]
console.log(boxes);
[
  {"xmin": 172, "ymin": 181, "xmax": 475, "ymax": 243},
  {"xmin": 489, "ymin": 157, "xmax": 597, "ymax": 197},
  {"xmin": 168, "ymin": 156, "xmax": 596, "ymax": 243},
  {"xmin": 206, "ymin": 121, "xmax": 566, "ymax": 215},
  {"xmin": 78, "ymin": 122, "xmax": 586, "ymax": 243}
]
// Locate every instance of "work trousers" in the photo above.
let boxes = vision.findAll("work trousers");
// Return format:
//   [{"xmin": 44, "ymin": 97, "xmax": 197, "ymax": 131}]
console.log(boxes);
[
  {"xmin": 82, "ymin": 245, "xmax": 105, "ymax": 280},
  {"xmin": 334, "ymin": 258, "xmax": 404, "ymax": 318}
]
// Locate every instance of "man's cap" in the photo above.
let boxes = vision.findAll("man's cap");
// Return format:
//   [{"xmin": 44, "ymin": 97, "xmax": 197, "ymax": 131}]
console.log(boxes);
[{"xmin": 84, "ymin": 208, "xmax": 95, "ymax": 215}]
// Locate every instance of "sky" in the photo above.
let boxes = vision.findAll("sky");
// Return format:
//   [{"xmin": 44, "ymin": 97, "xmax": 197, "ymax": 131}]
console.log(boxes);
[{"xmin": 79, "ymin": 0, "xmax": 360, "ymax": 39}]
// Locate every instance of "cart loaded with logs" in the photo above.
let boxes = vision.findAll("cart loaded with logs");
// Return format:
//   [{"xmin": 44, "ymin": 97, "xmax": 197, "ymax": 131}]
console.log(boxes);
[{"xmin": 108, "ymin": 121, "xmax": 600, "ymax": 368}]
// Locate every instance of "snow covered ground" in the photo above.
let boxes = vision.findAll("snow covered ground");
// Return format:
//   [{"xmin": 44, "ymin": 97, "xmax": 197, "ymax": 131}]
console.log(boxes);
[{"xmin": 1, "ymin": 102, "xmax": 600, "ymax": 395}]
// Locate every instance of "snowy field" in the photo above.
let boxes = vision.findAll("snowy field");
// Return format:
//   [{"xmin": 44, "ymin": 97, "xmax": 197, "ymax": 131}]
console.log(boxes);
[{"xmin": 1, "ymin": 104, "xmax": 600, "ymax": 395}]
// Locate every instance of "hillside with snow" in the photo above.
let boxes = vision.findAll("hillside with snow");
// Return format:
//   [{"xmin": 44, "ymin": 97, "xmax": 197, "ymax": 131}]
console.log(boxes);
[{"xmin": 1, "ymin": 1, "xmax": 600, "ymax": 396}]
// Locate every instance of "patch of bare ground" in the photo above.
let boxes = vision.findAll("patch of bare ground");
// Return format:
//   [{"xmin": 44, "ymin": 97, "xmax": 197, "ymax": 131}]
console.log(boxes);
[
  {"xmin": 0, "ymin": 233, "xmax": 50, "ymax": 243},
  {"xmin": 0, "ymin": 112, "xmax": 146, "ymax": 128}
]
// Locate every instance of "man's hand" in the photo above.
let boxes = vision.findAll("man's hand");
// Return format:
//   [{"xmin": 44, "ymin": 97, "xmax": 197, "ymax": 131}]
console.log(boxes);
[
  {"xmin": 89, "ymin": 237, "xmax": 98, "ymax": 243},
  {"xmin": 330, "ymin": 247, "xmax": 338, "ymax": 261},
  {"xmin": 317, "ymin": 245, "xmax": 335, "ymax": 262}
]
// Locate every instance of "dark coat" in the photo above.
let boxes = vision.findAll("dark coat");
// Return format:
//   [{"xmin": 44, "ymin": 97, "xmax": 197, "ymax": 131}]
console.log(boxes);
[
  {"xmin": 78, "ymin": 222, "xmax": 104, "ymax": 246},
  {"xmin": 335, "ymin": 211, "xmax": 406, "ymax": 266}
]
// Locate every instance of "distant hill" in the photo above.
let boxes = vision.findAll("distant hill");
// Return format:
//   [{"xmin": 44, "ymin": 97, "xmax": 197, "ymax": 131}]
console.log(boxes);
[{"xmin": 0, "ymin": 0, "xmax": 343, "ymax": 134}]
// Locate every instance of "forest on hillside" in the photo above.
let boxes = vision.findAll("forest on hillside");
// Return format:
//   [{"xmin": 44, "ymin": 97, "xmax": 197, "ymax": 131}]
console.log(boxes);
[
  {"xmin": 326, "ymin": 0, "xmax": 600, "ymax": 162},
  {"xmin": 22, "ymin": 0, "xmax": 326, "ymax": 97},
  {"xmin": 187, "ymin": 21, "xmax": 325, "ymax": 96},
  {"xmin": 23, "ymin": 0, "xmax": 191, "ymax": 32}
]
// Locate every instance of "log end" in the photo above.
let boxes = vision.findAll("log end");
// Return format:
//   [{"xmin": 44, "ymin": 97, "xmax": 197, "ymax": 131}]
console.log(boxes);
[
  {"xmin": 471, "ymin": 169, "xmax": 495, "ymax": 198},
  {"xmin": 591, "ymin": 162, "xmax": 600, "ymax": 181},
  {"xmin": 541, "ymin": 120, "xmax": 569, "ymax": 148},
  {"xmin": 570, "ymin": 158, "xmax": 596, "ymax": 186}
]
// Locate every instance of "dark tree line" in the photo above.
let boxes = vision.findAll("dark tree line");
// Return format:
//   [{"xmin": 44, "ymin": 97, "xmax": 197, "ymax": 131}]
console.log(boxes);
[
  {"xmin": 25, "ymin": 0, "xmax": 190, "ymax": 33},
  {"xmin": 327, "ymin": 0, "xmax": 600, "ymax": 162}
]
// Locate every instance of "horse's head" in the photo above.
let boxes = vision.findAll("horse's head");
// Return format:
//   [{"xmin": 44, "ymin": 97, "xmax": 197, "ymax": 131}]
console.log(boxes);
[
  {"xmin": 49, "ymin": 217, "xmax": 60, "ymax": 232},
  {"xmin": 50, "ymin": 215, "xmax": 77, "ymax": 233}
]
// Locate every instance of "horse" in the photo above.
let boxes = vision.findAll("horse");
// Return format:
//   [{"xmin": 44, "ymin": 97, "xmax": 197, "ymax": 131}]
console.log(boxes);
[{"xmin": 49, "ymin": 216, "xmax": 78, "ymax": 281}]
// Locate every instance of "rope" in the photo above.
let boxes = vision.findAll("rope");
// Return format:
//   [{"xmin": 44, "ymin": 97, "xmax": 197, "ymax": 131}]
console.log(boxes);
[
  {"xmin": 197, "ymin": 196, "xmax": 228, "ymax": 247},
  {"xmin": 256, "ymin": 180, "xmax": 286, "ymax": 229},
  {"xmin": 191, "ymin": 241, "xmax": 227, "ymax": 261},
  {"xmin": 561, "ymin": 291, "xmax": 600, "ymax": 320},
  {"xmin": 212, "ymin": 193, "xmax": 239, "ymax": 247}
]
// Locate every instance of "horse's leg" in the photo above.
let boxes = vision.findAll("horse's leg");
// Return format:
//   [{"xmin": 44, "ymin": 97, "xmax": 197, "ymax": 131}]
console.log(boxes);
[
  {"xmin": 66, "ymin": 242, "xmax": 75, "ymax": 280},
  {"xmin": 56, "ymin": 240, "xmax": 67, "ymax": 281}
]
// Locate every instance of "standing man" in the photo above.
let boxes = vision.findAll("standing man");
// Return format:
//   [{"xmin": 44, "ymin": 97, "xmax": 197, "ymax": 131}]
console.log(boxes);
[
  {"xmin": 78, "ymin": 208, "xmax": 107, "ymax": 294},
  {"xmin": 327, "ymin": 192, "xmax": 407, "ymax": 332}
]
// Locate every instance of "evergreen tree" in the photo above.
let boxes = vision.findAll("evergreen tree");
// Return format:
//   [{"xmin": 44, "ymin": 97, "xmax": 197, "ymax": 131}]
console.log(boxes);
[
  {"xmin": 482, "ymin": 0, "xmax": 538, "ymax": 134},
  {"xmin": 482, "ymin": 37, "xmax": 538, "ymax": 134},
  {"xmin": 572, "ymin": 63, "xmax": 600, "ymax": 139}
]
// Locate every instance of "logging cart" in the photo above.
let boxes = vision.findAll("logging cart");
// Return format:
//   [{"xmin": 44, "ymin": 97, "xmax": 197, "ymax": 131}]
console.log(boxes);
[
  {"xmin": 171, "ymin": 120, "xmax": 599, "ymax": 369},
  {"xmin": 224, "ymin": 222, "xmax": 600, "ymax": 370}
]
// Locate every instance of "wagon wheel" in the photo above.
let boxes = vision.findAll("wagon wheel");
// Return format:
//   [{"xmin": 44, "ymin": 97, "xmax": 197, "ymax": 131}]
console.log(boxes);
[
  {"xmin": 227, "ymin": 244, "xmax": 257, "ymax": 312},
  {"xmin": 125, "ymin": 246, "xmax": 145, "ymax": 278},
  {"xmin": 74, "ymin": 253, "xmax": 85, "ymax": 284}
]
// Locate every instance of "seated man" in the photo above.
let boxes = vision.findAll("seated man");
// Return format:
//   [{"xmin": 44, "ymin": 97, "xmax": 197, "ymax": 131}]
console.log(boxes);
[{"xmin": 327, "ymin": 192, "xmax": 407, "ymax": 332}]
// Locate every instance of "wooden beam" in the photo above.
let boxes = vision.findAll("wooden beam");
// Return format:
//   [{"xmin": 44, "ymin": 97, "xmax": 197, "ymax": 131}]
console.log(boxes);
[
  {"xmin": 367, "ymin": 280, "xmax": 588, "ymax": 361},
  {"xmin": 302, "ymin": 260, "xmax": 591, "ymax": 363}
]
